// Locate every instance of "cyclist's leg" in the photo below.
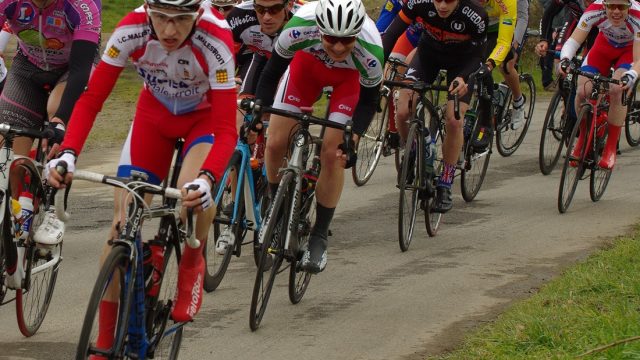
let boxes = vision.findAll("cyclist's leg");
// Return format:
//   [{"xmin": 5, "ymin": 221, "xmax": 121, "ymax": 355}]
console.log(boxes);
[
  {"xmin": 396, "ymin": 46, "xmax": 433, "ymax": 142},
  {"xmin": 388, "ymin": 35, "xmax": 416, "ymax": 138},
  {"xmin": 500, "ymin": 48, "xmax": 526, "ymax": 128},
  {"xmin": 600, "ymin": 56, "xmax": 632, "ymax": 169}
]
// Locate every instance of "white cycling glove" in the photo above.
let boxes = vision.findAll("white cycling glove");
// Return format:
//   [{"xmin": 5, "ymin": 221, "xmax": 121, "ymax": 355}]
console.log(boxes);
[
  {"xmin": 45, "ymin": 152, "xmax": 76, "ymax": 180},
  {"xmin": 622, "ymin": 69, "xmax": 638, "ymax": 88},
  {"xmin": 183, "ymin": 178, "xmax": 213, "ymax": 210}
]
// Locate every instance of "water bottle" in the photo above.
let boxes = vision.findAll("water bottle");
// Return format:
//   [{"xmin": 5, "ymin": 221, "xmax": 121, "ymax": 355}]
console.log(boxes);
[
  {"xmin": 18, "ymin": 192, "xmax": 34, "ymax": 240},
  {"xmin": 463, "ymin": 109, "xmax": 477, "ymax": 142},
  {"xmin": 424, "ymin": 129, "xmax": 436, "ymax": 178}
]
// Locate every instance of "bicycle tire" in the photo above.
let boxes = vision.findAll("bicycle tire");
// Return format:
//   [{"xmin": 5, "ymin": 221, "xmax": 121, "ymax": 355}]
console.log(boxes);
[
  {"xmin": 204, "ymin": 153, "xmax": 242, "ymax": 292},
  {"xmin": 625, "ymin": 80, "xmax": 640, "ymax": 146},
  {"xmin": 352, "ymin": 92, "xmax": 389, "ymax": 186},
  {"xmin": 288, "ymin": 189, "xmax": 313, "ymax": 304},
  {"xmin": 398, "ymin": 122, "xmax": 420, "ymax": 252},
  {"xmin": 148, "ymin": 234, "xmax": 183, "ymax": 359},
  {"xmin": 423, "ymin": 101, "xmax": 442, "ymax": 237},
  {"xmin": 253, "ymin": 174, "xmax": 269, "ymax": 268},
  {"xmin": 539, "ymin": 90, "xmax": 567, "ymax": 175},
  {"xmin": 590, "ymin": 127, "xmax": 612, "ymax": 202},
  {"xmin": 558, "ymin": 105, "xmax": 591, "ymax": 213},
  {"xmin": 76, "ymin": 245, "xmax": 133, "ymax": 360},
  {"xmin": 15, "ymin": 161, "xmax": 60, "ymax": 337},
  {"xmin": 249, "ymin": 171, "xmax": 291, "ymax": 331},
  {"xmin": 461, "ymin": 106, "xmax": 492, "ymax": 202},
  {"xmin": 496, "ymin": 75, "xmax": 536, "ymax": 157}
]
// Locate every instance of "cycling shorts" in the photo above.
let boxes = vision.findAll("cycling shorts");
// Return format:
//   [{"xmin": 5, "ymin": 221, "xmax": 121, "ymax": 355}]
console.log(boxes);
[
  {"xmin": 272, "ymin": 51, "xmax": 360, "ymax": 125},
  {"xmin": 406, "ymin": 45, "xmax": 475, "ymax": 104},
  {"xmin": 390, "ymin": 32, "xmax": 416, "ymax": 62},
  {"xmin": 117, "ymin": 88, "xmax": 215, "ymax": 185},
  {"xmin": 581, "ymin": 34, "xmax": 632, "ymax": 75},
  {"xmin": 0, "ymin": 52, "xmax": 69, "ymax": 130}
]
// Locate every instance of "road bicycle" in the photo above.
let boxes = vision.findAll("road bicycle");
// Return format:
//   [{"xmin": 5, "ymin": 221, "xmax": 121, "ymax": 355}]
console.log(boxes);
[
  {"xmin": 205, "ymin": 113, "xmax": 267, "ymax": 292},
  {"xmin": 351, "ymin": 57, "xmax": 406, "ymax": 186},
  {"xmin": 0, "ymin": 123, "xmax": 60, "ymax": 337},
  {"xmin": 491, "ymin": 29, "xmax": 538, "ymax": 157},
  {"xmin": 63, "ymin": 164, "xmax": 199, "ymax": 359},
  {"xmin": 383, "ymin": 78, "xmax": 450, "ymax": 250},
  {"xmin": 240, "ymin": 99, "xmax": 353, "ymax": 331},
  {"xmin": 557, "ymin": 67, "xmax": 627, "ymax": 213},
  {"xmin": 625, "ymin": 79, "xmax": 640, "ymax": 146}
]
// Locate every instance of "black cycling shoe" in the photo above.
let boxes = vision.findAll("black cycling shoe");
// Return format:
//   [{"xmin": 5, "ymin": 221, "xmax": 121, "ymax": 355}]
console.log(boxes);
[
  {"xmin": 471, "ymin": 126, "xmax": 493, "ymax": 153},
  {"xmin": 387, "ymin": 131, "xmax": 400, "ymax": 149},
  {"xmin": 300, "ymin": 234, "xmax": 327, "ymax": 274},
  {"xmin": 433, "ymin": 186, "xmax": 453, "ymax": 213}
]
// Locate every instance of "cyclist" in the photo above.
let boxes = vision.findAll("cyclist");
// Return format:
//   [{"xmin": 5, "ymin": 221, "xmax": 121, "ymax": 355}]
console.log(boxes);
[
  {"xmin": 383, "ymin": 0, "xmax": 488, "ymax": 213},
  {"xmin": 559, "ymin": 0, "xmax": 640, "ymax": 169},
  {"xmin": 0, "ymin": 0, "xmax": 101, "ymax": 289},
  {"xmin": 254, "ymin": 0, "xmax": 383, "ymax": 273},
  {"xmin": 46, "ymin": 0, "xmax": 237, "ymax": 353},
  {"xmin": 211, "ymin": 0, "xmax": 239, "ymax": 17}
]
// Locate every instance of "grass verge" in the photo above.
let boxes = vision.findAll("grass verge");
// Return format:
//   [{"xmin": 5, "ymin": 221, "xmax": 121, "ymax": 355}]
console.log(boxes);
[{"xmin": 434, "ymin": 230, "xmax": 640, "ymax": 360}]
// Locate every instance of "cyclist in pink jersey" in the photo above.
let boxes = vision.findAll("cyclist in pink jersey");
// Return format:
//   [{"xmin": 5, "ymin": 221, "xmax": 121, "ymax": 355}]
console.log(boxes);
[
  {"xmin": 559, "ymin": 0, "xmax": 640, "ymax": 169},
  {"xmin": 46, "ymin": 0, "xmax": 237, "ymax": 355}
]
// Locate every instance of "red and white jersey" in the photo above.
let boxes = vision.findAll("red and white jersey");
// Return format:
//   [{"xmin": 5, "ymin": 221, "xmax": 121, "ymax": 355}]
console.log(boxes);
[
  {"xmin": 577, "ymin": 0, "xmax": 640, "ymax": 47},
  {"xmin": 102, "ymin": 4, "xmax": 236, "ymax": 115}
]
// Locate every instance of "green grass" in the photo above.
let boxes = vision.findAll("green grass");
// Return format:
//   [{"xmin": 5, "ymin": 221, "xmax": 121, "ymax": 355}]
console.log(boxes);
[
  {"xmin": 434, "ymin": 231, "xmax": 640, "ymax": 360},
  {"xmin": 102, "ymin": 0, "xmax": 144, "ymax": 33}
]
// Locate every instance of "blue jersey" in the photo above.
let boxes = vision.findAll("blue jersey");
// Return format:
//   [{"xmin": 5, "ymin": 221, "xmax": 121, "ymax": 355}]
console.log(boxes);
[{"xmin": 376, "ymin": 0, "xmax": 423, "ymax": 47}]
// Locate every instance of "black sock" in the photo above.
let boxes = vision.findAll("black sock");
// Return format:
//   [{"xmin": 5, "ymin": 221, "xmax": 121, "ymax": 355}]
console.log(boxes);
[{"xmin": 311, "ymin": 203, "xmax": 335, "ymax": 239}]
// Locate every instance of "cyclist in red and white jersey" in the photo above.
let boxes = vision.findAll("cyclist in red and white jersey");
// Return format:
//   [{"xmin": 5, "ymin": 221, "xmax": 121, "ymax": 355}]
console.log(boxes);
[
  {"xmin": 0, "ymin": 0, "xmax": 100, "ymax": 289},
  {"xmin": 255, "ymin": 0, "xmax": 383, "ymax": 273},
  {"xmin": 559, "ymin": 0, "xmax": 640, "ymax": 169},
  {"xmin": 46, "ymin": 0, "xmax": 237, "ymax": 354}
]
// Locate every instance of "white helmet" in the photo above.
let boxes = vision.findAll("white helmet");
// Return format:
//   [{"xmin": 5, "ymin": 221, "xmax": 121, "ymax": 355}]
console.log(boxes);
[
  {"xmin": 315, "ymin": 0, "xmax": 366, "ymax": 37},
  {"xmin": 146, "ymin": 0, "xmax": 203, "ymax": 9}
]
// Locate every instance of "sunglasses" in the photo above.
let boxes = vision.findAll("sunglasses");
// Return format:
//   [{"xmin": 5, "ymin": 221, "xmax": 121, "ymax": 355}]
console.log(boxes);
[
  {"xmin": 433, "ymin": 0, "xmax": 458, "ymax": 4},
  {"xmin": 214, "ymin": 4, "xmax": 234, "ymax": 12},
  {"xmin": 254, "ymin": 3, "xmax": 286, "ymax": 15},
  {"xmin": 147, "ymin": 8, "xmax": 199, "ymax": 26},
  {"xmin": 322, "ymin": 34, "xmax": 357, "ymax": 45},
  {"xmin": 604, "ymin": 2, "xmax": 630, "ymax": 10}
]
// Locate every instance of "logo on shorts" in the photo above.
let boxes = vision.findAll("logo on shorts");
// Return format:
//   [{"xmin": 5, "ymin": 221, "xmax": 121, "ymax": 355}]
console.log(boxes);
[
  {"xmin": 451, "ymin": 20, "xmax": 465, "ymax": 32},
  {"xmin": 216, "ymin": 69, "xmax": 229, "ymax": 83},
  {"xmin": 287, "ymin": 94, "xmax": 301, "ymax": 102},
  {"xmin": 338, "ymin": 104, "xmax": 352, "ymax": 112},
  {"xmin": 107, "ymin": 45, "xmax": 121, "ymax": 58},
  {"xmin": 17, "ymin": 3, "xmax": 35, "ymax": 23}
]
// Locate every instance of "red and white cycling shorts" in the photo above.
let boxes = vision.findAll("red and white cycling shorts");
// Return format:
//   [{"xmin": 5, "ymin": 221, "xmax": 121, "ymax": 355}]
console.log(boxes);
[
  {"xmin": 581, "ymin": 34, "xmax": 633, "ymax": 75},
  {"xmin": 273, "ymin": 51, "xmax": 360, "ymax": 125},
  {"xmin": 117, "ymin": 89, "xmax": 215, "ymax": 185}
]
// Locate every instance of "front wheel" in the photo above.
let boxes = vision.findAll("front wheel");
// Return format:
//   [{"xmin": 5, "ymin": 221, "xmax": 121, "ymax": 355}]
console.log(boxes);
[
  {"xmin": 625, "ymin": 80, "xmax": 640, "ymax": 146},
  {"xmin": 558, "ymin": 105, "xmax": 591, "ymax": 213},
  {"xmin": 398, "ymin": 122, "xmax": 421, "ymax": 252},
  {"xmin": 76, "ymin": 246, "xmax": 133, "ymax": 360},
  {"xmin": 288, "ymin": 189, "xmax": 314, "ymax": 304},
  {"xmin": 590, "ymin": 127, "xmax": 612, "ymax": 202},
  {"xmin": 461, "ymin": 106, "xmax": 492, "ymax": 202},
  {"xmin": 496, "ymin": 75, "xmax": 536, "ymax": 157},
  {"xmin": 352, "ymin": 92, "xmax": 389, "ymax": 186},
  {"xmin": 539, "ymin": 90, "xmax": 567, "ymax": 175}
]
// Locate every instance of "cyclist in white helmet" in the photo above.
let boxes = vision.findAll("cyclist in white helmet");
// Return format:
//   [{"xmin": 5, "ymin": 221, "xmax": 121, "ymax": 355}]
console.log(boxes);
[
  {"xmin": 47, "ymin": 0, "xmax": 237, "ymax": 354},
  {"xmin": 254, "ymin": 0, "xmax": 383, "ymax": 273}
]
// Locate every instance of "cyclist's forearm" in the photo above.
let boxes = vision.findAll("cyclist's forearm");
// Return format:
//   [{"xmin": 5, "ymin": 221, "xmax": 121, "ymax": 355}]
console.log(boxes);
[
  {"xmin": 203, "ymin": 89, "xmax": 238, "ymax": 180},
  {"xmin": 514, "ymin": 0, "xmax": 529, "ymax": 45},
  {"xmin": 382, "ymin": 16, "xmax": 409, "ymax": 60},
  {"xmin": 255, "ymin": 51, "xmax": 291, "ymax": 106},
  {"xmin": 352, "ymin": 84, "xmax": 380, "ymax": 135}
]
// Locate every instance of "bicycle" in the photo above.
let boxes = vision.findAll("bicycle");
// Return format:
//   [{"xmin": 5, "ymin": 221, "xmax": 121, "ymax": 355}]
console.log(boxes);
[
  {"xmin": 351, "ymin": 57, "xmax": 406, "ymax": 186},
  {"xmin": 383, "ymin": 78, "xmax": 450, "ymax": 250},
  {"xmin": 625, "ymin": 79, "xmax": 640, "ymax": 146},
  {"xmin": 64, "ymin": 165, "xmax": 199, "ymax": 359},
  {"xmin": 557, "ymin": 67, "xmax": 627, "ymax": 213},
  {"xmin": 493, "ymin": 28, "xmax": 538, "ymax": 157},
  {"xmin": 240, "ymin": 99, "xmax": 353, "ymax": 331},
  {"xmin": 0, "ymin": 123, "xmax": 60, "ymax": 337}
]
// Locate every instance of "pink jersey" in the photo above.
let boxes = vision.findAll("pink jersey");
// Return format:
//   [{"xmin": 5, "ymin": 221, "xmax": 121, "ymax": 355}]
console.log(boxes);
[
  {"xmin": 577, "ymin": 0, "xmax": 640, "ymax": 47},
  {"xmin": 0, "ymin": 0, "xmax": 101, "ymax": 69},
  {"xmin": 102, "ymin": 4, "xmax": 236, "ymax": 115}
]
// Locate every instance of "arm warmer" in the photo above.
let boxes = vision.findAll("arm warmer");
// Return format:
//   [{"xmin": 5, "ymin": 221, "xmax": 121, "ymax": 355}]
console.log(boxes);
[
  {"xmin": 202, "ymin": 89, "xmax": 239, "ymax": 179},
  {"xmin": 353, "ymin": 84, "xmax": 381, "ymax": 136},
  {"xmin": 382, "ymin": 16, "xmax": 410, "ymax": 60},
  {"xmin": 254, "ymin": 51, "xmax": 292, "ymax": 106},
  {"xmin": 514, "ymin": 0, "xmax": 529, "ymax": 45},
  {"xmin": 240, "ymin": 52, "xmax": 268, "ymax": 96}
]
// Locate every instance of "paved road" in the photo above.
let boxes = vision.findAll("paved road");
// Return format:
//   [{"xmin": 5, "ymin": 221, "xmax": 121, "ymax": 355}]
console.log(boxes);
[{"xmin": 2, "ymin": 97, "xmax": 640, "ymax": 360}]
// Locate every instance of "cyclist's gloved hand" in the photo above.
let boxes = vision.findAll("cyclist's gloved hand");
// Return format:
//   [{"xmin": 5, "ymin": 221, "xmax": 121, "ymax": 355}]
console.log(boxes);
[
  {"xmin": 621, "ymin": 69, "xmax": 638, "ymax": 89},
  {"xmin": 338, "ymin": 138, "xmax": 357, "ymax": 169},
  {"xmin": 559, "ymin": 58, "xmax": 571, "ymax": 74},
  {"xmin": 45, "ymin": 151, "xmax": 76, "ymax": 188},
  {"xmin": 46, "ymin": 122, "xmax": 65, "ymax": 147},
  {"xmin": 183, "ymin": 178, "xmax": 213, "ymax": 210}
]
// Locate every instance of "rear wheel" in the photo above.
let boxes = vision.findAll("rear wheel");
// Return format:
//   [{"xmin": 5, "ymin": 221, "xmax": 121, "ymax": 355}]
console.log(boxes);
[
  {"xmin": 352, "ymin": 92, "xmax": 388, "ymax": 186},
  {"xmin": 76, "ymin": 246, "xmax": 133, "ymax": 360},
  {"xmin": 539, "ymin": 90, "xmax": 567, "ymax": 175},
  {"xmin": 461, "ymin": 106, "xmax": 491, "ymax": 202},
  {"xmin": 288, "ymin": 188, "xmax": 313, "ymax": 304},
  {"xmin": 625, "ymin": 80, "xmax": 640, "ymax": 146},
  {"xmin": 558, "ymin": 105, "xmax": 591, "ymax": 213},
  {"xmin": 590, "ymin": 127, "xmax": 612, "ymax": 202},
  {"xmin": 496, "ymin": 75, "xmax": 536, "ymax": 157},
  {"xmin": 398, "ymin": 122, "xmax": 420, "ymax": 252}
]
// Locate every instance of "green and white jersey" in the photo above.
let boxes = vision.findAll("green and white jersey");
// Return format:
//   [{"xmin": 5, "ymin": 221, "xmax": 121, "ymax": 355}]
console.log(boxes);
[{"xmin": 274, "ymin": 2, "xmax": 384, "ymax": 87}]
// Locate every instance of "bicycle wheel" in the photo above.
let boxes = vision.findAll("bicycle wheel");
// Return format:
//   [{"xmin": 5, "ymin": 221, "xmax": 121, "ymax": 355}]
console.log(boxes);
[
  {"xmin": 398, "ymin": 122, "xmax": 420, "ymax": 252},
  {"xmin": 288, "ymin": 188, "xmax": 313, "ymax": 304},
  {"xmin": 249, "ymin": 171, "xmax": 291, "ymax": 331},
  {"xmin": 14, "ymin": 161, "xmax": 60, "ymax": 337},
  {"xmin": 423, "ymin": 103, "xmax": 442, "ymax": 237},
  {"xmin": 204, "ymin": 154, "xmax": 241, "ymax": 292},
  {"xmin": 496, "ymin": 75, "xmax": 536, "ymax": 157},
  {"xmin": 558, "ymin": 105, "xmax": 591, "ymax": 213},
  {"xmin": 590, "ymin": 127, "xmax": 612, "ymax": 202},
  {"xmin": 625, "ymin": 81, "xmax": 640, "ymax": 146},
  {"xmin": 148, "ymin": 234, "xmax": 183, "ymax": 359},
  {"xmin": 461, "ymin": 107, "xmax": 492, "ymax": 202},
  {"xmin": 352, "ymin": 91, "xmax": 388, "ymax": 186},
  {"xmin": 76, "ymin": 245, "xmax": 133, "ymax": 360},
  {"xmin": 539, "ymin": 90, "xmax": 567, "ymax": 175}
]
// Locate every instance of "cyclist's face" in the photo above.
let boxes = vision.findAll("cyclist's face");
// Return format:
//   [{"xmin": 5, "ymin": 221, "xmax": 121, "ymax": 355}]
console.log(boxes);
[
  {"xmin": 254, "ymin": 0, "xmax": 290, "ymax": 36},
  {"xmin": 321, "ymin": 34, "xmax": 357, "ymax": 62},
  {"xmin": 604, "ymin": 1, "xmax": 630, "ymax": 25},
  {"xmin": 434, "ymin": 0, "xmax": 459, "ymax": 18},
  {"xmin": 147, "ymin": 5, "xmax": 202, "ymax": 52}
]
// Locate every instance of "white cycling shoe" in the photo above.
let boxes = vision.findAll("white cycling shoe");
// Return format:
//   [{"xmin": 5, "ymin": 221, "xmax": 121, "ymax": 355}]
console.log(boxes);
[
  {"xmin": 33, "ymin": 211, "xmax": 65, "ymax": 246},
  {"xmin": 215, "ymin": 227, "xmax": 235, "ymax": 255}
]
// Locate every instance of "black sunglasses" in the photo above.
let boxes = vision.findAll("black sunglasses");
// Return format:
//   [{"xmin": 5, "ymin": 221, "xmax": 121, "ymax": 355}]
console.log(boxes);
[
  {"xmin": 322, "ymin": 34, "xmax": 357, "ymax": 45},
  {"xmin": 254, "ymin": 3, "xmax": 286, "ymax": 15}
]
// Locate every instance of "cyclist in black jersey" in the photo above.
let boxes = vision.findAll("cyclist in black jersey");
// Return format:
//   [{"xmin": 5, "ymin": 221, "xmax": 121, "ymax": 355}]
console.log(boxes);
[{"xmin": 383, "ymin": 0, "xmax": 488, "ymax": 213}]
